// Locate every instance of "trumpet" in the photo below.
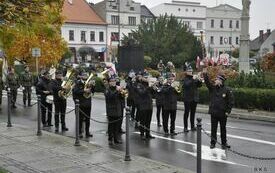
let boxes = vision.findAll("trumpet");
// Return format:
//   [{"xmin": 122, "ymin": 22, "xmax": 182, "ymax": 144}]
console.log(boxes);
[
  {"xmin": 116, "ymin": 86, "xmax": 128, "ymax": 98},
  {"xmin": 171, "ymin": 81, "xmax": 182, "ymax": 94},
  {"xmin": 83, "ymin": 73, "xmax": 95, "ymax": 99}
]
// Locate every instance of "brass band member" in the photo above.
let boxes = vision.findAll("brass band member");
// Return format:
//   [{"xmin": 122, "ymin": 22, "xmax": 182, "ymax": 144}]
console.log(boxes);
[
  {"xmin": 126, "ymin": 70, "xmax": 136, "ymax": 120},
  {"xmin": 154, "ymin": 76, "xmax": 165, "ymax": 127},
  {"xmin": 73, "ymin": 72, "xmax": 95, "ymax": 138},
  {"xmin": 162, "ymin": 73, "xmax": 179, "ymax": 136},
  {"xmin": 183, "ymin": 66, "xmax": 202, "ymax": 133},
  {"xmin": 105, "ymin": 75, "xmax": 123, "ymax": 145},
  {"xmin": 203, "ymin": 69, "xmax": 234, "ymax": 150},
  {"xmin": 51, "ymin": 70, "xmax": 68, "ymax": 132},
  {"xmin": 135, "ymin": 71, "xmax": 155, "ymax": 140}
]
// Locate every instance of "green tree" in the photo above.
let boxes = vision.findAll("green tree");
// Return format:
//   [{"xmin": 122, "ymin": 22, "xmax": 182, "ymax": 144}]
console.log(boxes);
[{"xmin": 122, "ymin": 15, "xmax": 202, "ymax": 68}]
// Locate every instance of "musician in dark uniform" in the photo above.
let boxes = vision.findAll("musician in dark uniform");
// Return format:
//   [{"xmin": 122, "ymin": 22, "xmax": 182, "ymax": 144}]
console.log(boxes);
[
  {"xmin": 116, "ymin": 77, "xmax": 125, "ymax": 134},
  {"xmin": 133, "ymin": 71, "xmax": 142, "ymax": 129},
  {"xmin": 183, "ymin": 66, "xmax": 202, "ymax": 133},
  {"xmin": 135, "ymin": 72, "xmax": 155, "ymax": 140},
  {"xmin": 73, "ymin": 72, "xmax": 95, "ymax": 138},
  {"xmin": 162, "ymin": 73, "xmax": 179, "ymax": 136},
  {"xmin": 51, "ymin": 70, "xmax": 68, "ymax": 132},
  {"xmin": 36, "ymin": 70, "xmax": 53, "ymax": 127},
  {"xmin": 126, "ymin": 70, "xmax": 136, "ymax": 120},
  {"xmin": 203, "ymin": 70, "xmax": 234, "ymax": 150},
  {"xmin": 20, "ymin": 65, "xmax": 33, "ymax": 107},
  {"xmin": 154, "ymin": 76, "xmax": 164, "ymax": 127},
  {"xmin": 105, "ymin": 75, "xmax": 123, "ymax": 145}
]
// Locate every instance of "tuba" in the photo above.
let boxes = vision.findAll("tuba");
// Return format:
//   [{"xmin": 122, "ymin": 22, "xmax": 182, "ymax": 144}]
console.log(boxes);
[
  {"xmin": 171, "ymin": 81, "xmax": 181, "ymax": 94},
  {"xmin": 58, "ymin": 68, "xmax": 75, "ymax": 99},
  {"xmin": 83, "ymin": 73, "xmax": 95, "ymax": 98}
]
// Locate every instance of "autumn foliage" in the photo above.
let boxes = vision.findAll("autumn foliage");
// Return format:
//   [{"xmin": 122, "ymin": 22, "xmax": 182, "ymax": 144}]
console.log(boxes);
[
  {"xmin": 205, "ymin": 66, "xmax": 239, "ymax": 84},
  {"xmin": 261, "ymin": 53, "xmax": 275, "ymax": 72}
]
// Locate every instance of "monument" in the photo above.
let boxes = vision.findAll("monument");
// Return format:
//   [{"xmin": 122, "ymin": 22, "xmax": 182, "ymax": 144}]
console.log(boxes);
[{"xmin": 239, "ymin": 0, "xmax": 251, "ymax": 73}]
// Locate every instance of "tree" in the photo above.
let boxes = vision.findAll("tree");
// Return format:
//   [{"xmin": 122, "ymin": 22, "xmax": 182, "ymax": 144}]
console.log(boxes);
[
  {"xmin": 0, "ymin": 0, "xmax": 67, "ymax": 67},
  {"xmin": 231, "ymin": 48, "xmax": 256, "ymax": 58},
  {"xmin": 261, "ymin": 53, "xmax": 275, "ymax": 72},
  {"xmin": 121, "ymin": 15, "xmax": 202, "ymax": 68}
]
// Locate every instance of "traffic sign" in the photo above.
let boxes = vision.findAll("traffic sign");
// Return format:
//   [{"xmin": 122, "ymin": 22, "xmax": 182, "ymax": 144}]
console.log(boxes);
[{"xmin": 32, "ymin": 48, "xmax": 41, "ymax": 57}]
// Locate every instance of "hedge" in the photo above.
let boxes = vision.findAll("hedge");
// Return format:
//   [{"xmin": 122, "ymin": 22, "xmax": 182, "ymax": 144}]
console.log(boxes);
[{"xmin": 94, "ymin": 78, "xmax": 275, "ymax": 111}]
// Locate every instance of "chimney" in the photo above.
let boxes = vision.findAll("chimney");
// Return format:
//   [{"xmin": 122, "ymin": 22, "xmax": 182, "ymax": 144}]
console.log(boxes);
[
  {"xmin": 259, "ymin": 30, "xmax": 264, "ymax": 42},
  {"xmin": 267, "ymin": 29, "xmax": 271, "ymax": 36}
]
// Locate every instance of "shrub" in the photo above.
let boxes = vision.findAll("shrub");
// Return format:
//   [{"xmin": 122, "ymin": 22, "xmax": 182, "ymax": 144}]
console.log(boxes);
[
  {"xmin": 144, "ymin": 56, "xmax": 152, "ymax": 68},
  {"xmin": 94, "ymin": 77, "xmax": 105, "ymax": 92}
]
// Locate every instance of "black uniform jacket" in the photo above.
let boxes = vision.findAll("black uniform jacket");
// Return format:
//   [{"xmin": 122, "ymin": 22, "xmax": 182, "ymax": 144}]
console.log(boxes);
[
  {"xmin": 183, "ymin": 76, "xmax": 202, "ymax": 102},
  {"xmin": 154, "ymin": 83, "xmax": 164, "ymax": 106},
  {"xmin": 204, "ymin": 74, "xmax": 234, "ymax": 117},
  {"xmin": 51, "ymin": 79, "xmax": 66, "ymax": 103},
  {"xmin": 73, "ymin": 80, "xmax": 94, "ymax": 108},
  {"xmin": 162, "ymin": 83, "xmax": 178, "ymax": 111},
  {"xmin": 36, "ymin": 77, "xmax": 52, "ymax": 102},
  {"xmin": 105, "ymin": 86, "xmax": 123, "ymax": 117},
  {"xmin": 135, "ymin": 81, "xmax": 153, "ymax": 111}
]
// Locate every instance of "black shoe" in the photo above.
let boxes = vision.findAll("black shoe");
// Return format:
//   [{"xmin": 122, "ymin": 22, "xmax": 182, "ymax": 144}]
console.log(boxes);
[
  {"xmin": 164, "ymin": 132, "xmax": 169, "ymax": 136},
  {"xmin": 222, "ymin": 144, "xmax": 231, "ymax": 150},
  {"xmin": 184, "ymin": 128, "xmax": 189, "ymax": 133},
  {"xmin": 157, "ymin": 122, "xmax": 162, "ymax": 127},
  {"xmin": 119, "ymin": 129, "xmax": 126, "ymax": 134},
  {"xmin": 12, "ymin": 105, "xmax": 17, "ymax": 109},
  {"xmin": 86, "ymin": 133, "xmax": 93, "ymax": 138},
  {"xmin": 62, "ymin": 127, "xmax": 69, "ymax": 131},
  {"xmin": 191, "ymin": 127, "xmax": 197, "ymax": 131},
  {"xmin": 114, "ymin": 139, "xmax": 122, "ymax": 144},
  {"xmin": 43, "ymin": 124, "xmax": 48, "ymax": 128},
  {"xmin": 140, "ymin": 133, "xmax": 144, "ymax": 137},
  {"xmin": 170, "ymin": 131, "xmax": 177, "ymax": 136},
  {"xmin": 48, "ymin": 124, "xmax": 53, "ymax": 127},
  {"xmin": 79, "ymin": 134, "xmax": 83, "ymax": 138},
  {"xmin": 210, "ymin": 144, "xmax": 216, "ymax": 149},
  {"xmin": 55, "ymin": 127, "xmax": 59, "ymax": 133},
  {"xmin": 146, "ymin": 135, "xmax": 155, "ymax": 139}
]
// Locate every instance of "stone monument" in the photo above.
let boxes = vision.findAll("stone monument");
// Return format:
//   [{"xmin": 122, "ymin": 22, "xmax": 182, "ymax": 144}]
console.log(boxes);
[{"xmin": 239, "ymin": 0, "xmax": 251, "ymax": 73}]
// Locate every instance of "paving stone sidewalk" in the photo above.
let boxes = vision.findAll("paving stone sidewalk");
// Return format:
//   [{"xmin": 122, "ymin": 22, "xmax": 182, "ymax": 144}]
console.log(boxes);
[{"xmin": 0, "ymin": 124, "xmax": 193, "ymax": 173}]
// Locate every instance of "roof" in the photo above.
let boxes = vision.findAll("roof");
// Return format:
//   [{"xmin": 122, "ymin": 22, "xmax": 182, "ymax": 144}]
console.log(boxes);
[
  {"xmin": 207, "ymin": 4, "xmax": 241, "ymax": 11},
  {"xmin": 250, "ymin": 32, "xmax": 271, "ymax": 51},
  {"xmin": 141, "ymin": 5, "xmax": 155, "ymax": 18},
  {"xmin": 62, "ymin": 0, "xmax": 106, "ymax": 25}
]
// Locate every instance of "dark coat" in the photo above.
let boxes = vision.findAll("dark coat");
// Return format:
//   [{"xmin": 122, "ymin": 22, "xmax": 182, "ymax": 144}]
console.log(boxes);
[
  {"xmin": 51, "ymin": 79, "xmax": 66, "ymax": 103},
  {"xmin": 105, "ymin": 86, "xmax": 123, "ymax": 117},
  {"xmin": 135, "ymin": 82, "xmax": 153, "ymax": 111},
  {"xmin": 154, "ymin": 82, "xmax": 164, "ymax": 106},
  {"xmin": 20, "ymin": 71, "xmax": 33, "ymax": 87},
  {"xmin": 36, "ymin": 77, "xmax": 53, "ymax": 102},
  {"xmin": 72, "ymin": 80, "xmax": 94, "ymax": 108},
  {"xmin": 6, "ymin": 74, "xmax": 20, "ymax": 91},
  {"xmin": 204, "ymin": 74, "xmax": 234, "ymax": 117},
  {"xmin": 126, "ymin": 79, "xmax": 135, "ymax": 106},
  {"xmin": 183, "ymin": 76, "xmax": 202, "ymax": 102},
  {"xmin": 162, "ymin": 84, "xmax": 178, "ymax": 110}
]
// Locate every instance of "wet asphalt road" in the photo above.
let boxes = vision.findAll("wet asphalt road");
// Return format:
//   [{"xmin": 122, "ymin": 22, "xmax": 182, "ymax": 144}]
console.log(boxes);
[{"xmin": 0, "ymin": 93, "xmax": 275, "ymax": 173}]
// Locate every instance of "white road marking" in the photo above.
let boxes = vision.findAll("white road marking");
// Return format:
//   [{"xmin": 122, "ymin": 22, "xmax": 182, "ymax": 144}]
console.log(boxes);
[
  {"xmin": 151, "ymin": 122, "xmax": 275, "ymax": 146},
  {"xmin": 133, "ymin": 132, "xmax": 248, "ymax": 167}
]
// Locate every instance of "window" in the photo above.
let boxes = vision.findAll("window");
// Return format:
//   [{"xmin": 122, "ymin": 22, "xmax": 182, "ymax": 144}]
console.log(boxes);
[
  {"xmin": 112, "ymin": 6, "xmax": 117, "ymax": 10},
  {"xmin": 193, "ymin": 9, "xmax": 196, "ymax": 12},
  {"xmin": 111, "ymin": 32, "xmax": 119, "ymax": 41},
  {"xmin": 183, "ymin": 21, "xmax": 190, "ymax": 27},
  {"xmin": 210, "ymin": 36, "xmax": 214, "ymax": 44},
  {"xmin": 90, "ymin": 31, "xmax": 95, "ymax": 42},
  {"xmin": 99, "ymin": 32, "xmax": 104, "ymax": 42},
  {"xmin": 130, "ymin": 7, "xmax": 135, "ymax": 11},
  {"xmin": 111, "ymin": 15, "xmax": 119, "ymax": 25},
  {"xmin": 229, "ymin": 20, "xmax": 232, "ymax": 28},
  {"xmin": 69, "ymin": 30, "xmax": 74, "ymax": 41},
  {"xmin": 220, "ymin": 20, "xmax": 224, "ymax": 28},
  {"xmin": 220, "ymin": 36, "xmax": 223, "ymax": 45},
  {"xmin": 128, "ymin": 16, "xmax": 136, "ymax": 26},
  {"xmin": 81, "ymin": 31, "xmax": 86, "ymax": 42},
  {"xmin": 197, "ymin": 22, "xmax": 203, "ymax": 29},
  {"xmin": 211, "ymin": 19, "xmax": 214, "ymax": 28},
  {"xmin": 236, "ymin": 21, "xmax": 239, "ymax": 29},
  {"xmin": 236, "ymin": 37, "xmax": 239, "ymax": 45},
  {"xmin": 229, "ymin": 37, "xmax": 232, "ymax": 45}
]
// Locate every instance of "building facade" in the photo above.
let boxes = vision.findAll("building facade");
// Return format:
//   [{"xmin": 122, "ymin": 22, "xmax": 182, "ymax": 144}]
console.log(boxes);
[
  {"xmin": 61, "ymin": 0, "xmax": 107, "ymax": 63},
  {"xmin": 94, "ymin": 0, "xmax": 141, "ymax": 46},
  {"xmin": 150, "ymin": 0, "xmax": 206, "ymax": 40},
  {"xmin": 141, "ymin": 5, "xmax": 155, "ymax": 24},
  {"xmin": 206, "ymin": 4, "xmax": 241, "ymax": 58}
]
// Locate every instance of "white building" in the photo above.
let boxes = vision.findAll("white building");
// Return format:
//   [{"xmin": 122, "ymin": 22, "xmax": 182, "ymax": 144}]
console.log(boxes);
[
  {"xmin": 94, "ymin": 0, "xmax": 141, "ymax": 47},
  {"xmin": 205, "ymin": 4, "xmax": 241, "ymax": 58},
  {"xmin": 150, "ymin": 0, "xmax": 206, "ymax": 40},
  {"xmin": 61, "ymin": 0, "xmax": 107, "ymax": 63}
]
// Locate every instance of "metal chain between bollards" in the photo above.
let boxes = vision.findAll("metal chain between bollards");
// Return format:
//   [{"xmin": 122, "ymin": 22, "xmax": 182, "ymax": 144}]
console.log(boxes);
[{"xmin": 201, "ymin": 128, "xmax": 275, "ymax": 161}]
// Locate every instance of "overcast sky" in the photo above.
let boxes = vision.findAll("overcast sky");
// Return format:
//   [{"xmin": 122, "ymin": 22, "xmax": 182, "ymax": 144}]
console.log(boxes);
[{"xmin": 88, "ymin": 0, "xmax": 275, "ymax": 39}]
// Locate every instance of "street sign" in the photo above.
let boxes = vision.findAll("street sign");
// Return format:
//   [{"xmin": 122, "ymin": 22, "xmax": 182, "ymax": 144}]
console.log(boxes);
[{"xmin": 32, "ymin": 48, "xmax": 41, "ymax": 57}]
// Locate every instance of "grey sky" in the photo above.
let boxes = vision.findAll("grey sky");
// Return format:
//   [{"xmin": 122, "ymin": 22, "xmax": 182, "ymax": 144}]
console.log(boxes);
[{"xmin": 88, "ymin": 0, "xmax": 275, "ymax": 39}]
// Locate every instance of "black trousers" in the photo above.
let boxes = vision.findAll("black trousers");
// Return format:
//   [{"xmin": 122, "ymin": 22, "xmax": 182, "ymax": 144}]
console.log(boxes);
[
  {"xmin": 23, "ymin": 87, "xmax": 32, "ymax": 105},
  {"xmin": 131, "ymin": 105, "xmax": 136, "ymax": 120},
  {"xmin": 54, "ymin": 101, "xmax": 66, "ymax": 128},
  {"xmin": 139, "ymin": 109, "xmax": 152, "ymax": 136},
  {"xmin": 41, "ymin": 100, "xmax": 52, "ymax": 125},
  {"xmin": 210, "ymin": 115, "xmax": 227, "ymax": 145},
  {"xmin": 11, "ymin": 89, "xmax": 17, "ymax": 106},
  {"xmin": 118, "ymin": 106, "xmax": 124, "ymax": 131},
  {"xmin": 156, "ymin": 104, "xmax": 164, "ymax": 124},
  {"xmin": 108, "ymin": 116, "xmax": 121, "ymax": 141},
  {"xmin": 163, "ymin": 109, "xmax": 177, "ymax": 133},
  {"xmin": 0, "ymin": 91, "xmax": 2, "ymax": 105},
  {"xmin": 184, "ymin": 101, "xmax": 197, "ymax": 129},
  {"xmin": 135, "ymin": 105, "xmax": 140, "ymax": 122},
  {"xmin": 79, "ymin": 106, "xmax": 91, "ymax": 135}
]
